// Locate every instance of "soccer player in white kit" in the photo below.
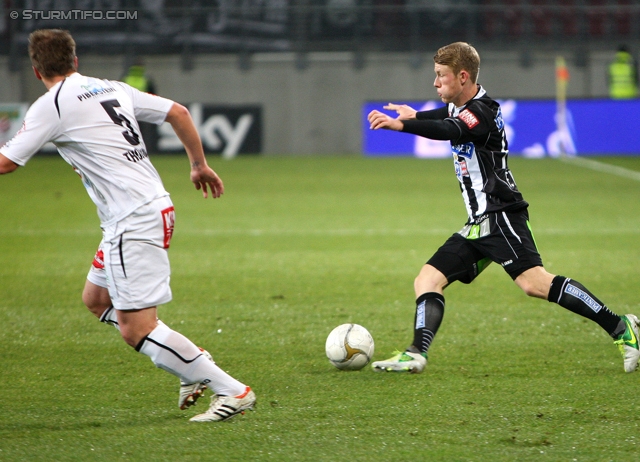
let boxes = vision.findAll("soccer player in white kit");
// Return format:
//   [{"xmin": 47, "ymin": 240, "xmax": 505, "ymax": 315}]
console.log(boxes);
[{"xmin": 0, "ymin": 29, "xmax": 255, "ymax": 422}]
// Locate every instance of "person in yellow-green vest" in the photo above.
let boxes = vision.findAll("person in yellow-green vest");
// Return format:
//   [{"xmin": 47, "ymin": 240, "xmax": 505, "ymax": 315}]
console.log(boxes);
[
  {"xmin": 123, "ymin": 60, "xmax": 156, "ymax": 95},
  {"xmin": 607, "ymin": 45, "xmax": 638, "ymax": 99},
  {"xmin": 123, "ymin": 59, "xmax": 158, "ymax": 148}
]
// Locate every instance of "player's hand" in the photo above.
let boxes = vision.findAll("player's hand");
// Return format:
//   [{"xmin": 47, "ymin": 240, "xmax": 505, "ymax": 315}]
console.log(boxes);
[
  {"xmin": 383, "ymin": 103, "xmax": 417, "ymax": 120},
  {"xmin": 367, "ymin": 109, "xmax": 403, "ymax": 131},
  {"xmin": 190, "ymin": 164, "xmax": 224, "ymax": 199}
]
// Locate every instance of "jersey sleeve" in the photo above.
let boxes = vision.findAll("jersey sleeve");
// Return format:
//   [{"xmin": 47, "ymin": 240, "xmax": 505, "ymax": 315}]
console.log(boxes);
[
  {"xmin": 447, "ymin": 102, "xmax": 494, "ymax": 144},
  {"xmin": 0, "ymin": 98, "xmax": 60, "ymax": 166},
  {"xmin": 401, "ymin": 118, "xmax": 460, "ymax": 141},
  {"xmin": 415, "ymin": 105, "xmax": 449, "ymax": 120},
  {"xmin": 111, "ymin": 81, "xmax": 174, "ymax": 125}
]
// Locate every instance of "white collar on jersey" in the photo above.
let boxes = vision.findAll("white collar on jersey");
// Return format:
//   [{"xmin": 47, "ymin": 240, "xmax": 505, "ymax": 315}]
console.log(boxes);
[{"xmin": 451, "ymin": 85, "xmax": 487, "ymax": 112}]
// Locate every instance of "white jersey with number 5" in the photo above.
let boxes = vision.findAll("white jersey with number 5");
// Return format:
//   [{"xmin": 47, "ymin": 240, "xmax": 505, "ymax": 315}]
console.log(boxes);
[{"xmin": 1, "ymin": 72, "xmax": 174, "ymax": 226}]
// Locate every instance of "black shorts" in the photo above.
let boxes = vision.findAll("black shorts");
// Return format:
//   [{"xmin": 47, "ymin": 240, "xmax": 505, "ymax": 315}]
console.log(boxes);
[{"xmin": 426, "ymin": 209, "xmax": 543, "ymax": 284}]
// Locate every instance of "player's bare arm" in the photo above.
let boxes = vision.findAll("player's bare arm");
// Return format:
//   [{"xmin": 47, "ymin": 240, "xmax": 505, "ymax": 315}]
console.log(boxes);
[
  {"xmin": 0, "ymin": 153, "xmax": 19, "ymax": 174},
  {"xmin": 367, "ymin": 110, "xmax": 403, "ymax": 131},
  {"xmin": 164, "ymin": 102, "xmax": 224, "ymax": 199},
  {"xmin": 383, "ymin": 103, "xmax": 417, "ymax": 120}
]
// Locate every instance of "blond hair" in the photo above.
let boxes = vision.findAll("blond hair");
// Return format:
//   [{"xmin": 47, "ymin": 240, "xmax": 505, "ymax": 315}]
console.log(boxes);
[{"xmin": 434, "ymin": 42, "xmax": 480, "ymax": 83}]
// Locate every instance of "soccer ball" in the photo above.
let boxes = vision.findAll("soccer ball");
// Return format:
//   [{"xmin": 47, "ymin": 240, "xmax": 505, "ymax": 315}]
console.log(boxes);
[{"xmin": 325, "ymin": 323, "xmax": 374, "ymax": 370}]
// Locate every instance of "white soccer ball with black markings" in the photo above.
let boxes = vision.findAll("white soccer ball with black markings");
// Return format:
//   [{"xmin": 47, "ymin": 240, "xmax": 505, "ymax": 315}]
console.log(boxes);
[{"xmin": 325, "ymin": 323, "xmax": 375, "ymax": 370}]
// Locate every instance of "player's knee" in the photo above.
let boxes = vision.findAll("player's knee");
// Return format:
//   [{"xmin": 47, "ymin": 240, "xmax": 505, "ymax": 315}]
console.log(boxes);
[
  {"xmin": 83, "ymin": 299, "xmax": 110, "ymax": 319},
  {"xmin": 414, "ymin": 266, "xmax": 447, "ymax": 294},
  {"xmin": 118, "ymin": 326, "xmax": 144, "ymax": 348},
  {"xmin": 120, "ymin": 333, "xmax": 138, "ymax": 348},
  {"xmin": 515, "ymin": 267, "xmax": 554, "ymax": 300},
  {"xmin": 518, "ymin": 279, "xmax": 548, "ymax": 299},
  {"xmin": 520, "ymin": 284, "xmax": 538, "ymax": 298},
  {"xmin": 118, "ymin": 314, "xmax": 158, "ymax": 349},
  {"xmin": 82, "ymin": 293, "xmax": 108, "ymax": 318},
  {"xmin": 82, "ymin": 284, "xmax": 112, "ymax": 318}
]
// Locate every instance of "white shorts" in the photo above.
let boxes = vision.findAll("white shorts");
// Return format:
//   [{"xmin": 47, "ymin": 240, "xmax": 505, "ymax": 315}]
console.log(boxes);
[{"xmin": 87, "ymin": 196, "xmax": 176, "ymax": 311}]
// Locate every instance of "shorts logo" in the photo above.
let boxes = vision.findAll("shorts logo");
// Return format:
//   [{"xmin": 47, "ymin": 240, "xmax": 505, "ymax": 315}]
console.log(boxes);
[
  {"xmin": 161, "ymin": 206, "xmax": 176, "ymax": 249},
  {"xmin": 458, "ymin": 159, "xmax": 469, "ymax": 176},
  {"xmin": 454, "ymin": 158, "xmax": 470, "ymax": 181},
  {"xmin": 458, "ymin": 109, "xmax": 479, "ymax": 129},
  {"xmin": 92, "ymin": 248, "xmax": 105, "ymax": 269}
]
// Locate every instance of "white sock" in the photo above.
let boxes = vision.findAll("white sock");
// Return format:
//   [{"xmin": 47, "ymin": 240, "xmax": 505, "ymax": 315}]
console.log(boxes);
[
  {"xmin": 138, "ymin": 323, "xmax": 246, "ymax": 396},
  {"xmin": 99, "ymin": 306, "xmax": 120, "ymax": 331}
]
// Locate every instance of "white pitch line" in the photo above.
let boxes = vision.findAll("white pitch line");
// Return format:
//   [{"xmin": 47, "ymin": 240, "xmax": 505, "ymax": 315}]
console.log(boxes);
[
  {"xmin": 179, "ymin": 228, "xmax": 452, "ymax": 236},
  {"xmin": 1, "ymin": 227, "xmax": 637, "ymax": 237},
  {"xmin": 177, "ymin": 228, "xmax": 637, "ymax": 236},
  {"xmin": 559, "ymin": 156, "xmax": 640, "ymax": 182}
]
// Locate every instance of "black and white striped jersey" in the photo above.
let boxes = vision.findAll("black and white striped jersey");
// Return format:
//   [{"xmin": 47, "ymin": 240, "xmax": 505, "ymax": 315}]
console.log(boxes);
[{"xmin": 403, "ymin": 85, "xmax": 528, "ymax": 224}]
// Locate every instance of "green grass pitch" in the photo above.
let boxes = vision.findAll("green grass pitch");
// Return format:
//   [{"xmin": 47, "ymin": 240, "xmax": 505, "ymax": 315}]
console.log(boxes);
[{"xmin": 1, "ymin": 155, "xmax": 639, "ymax": 461}]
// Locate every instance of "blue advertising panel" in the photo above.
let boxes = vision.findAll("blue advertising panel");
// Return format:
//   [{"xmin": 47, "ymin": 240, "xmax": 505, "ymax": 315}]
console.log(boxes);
[{"xmin": 363, "ymin": 99, "xmax": 640, "ymax": 157}]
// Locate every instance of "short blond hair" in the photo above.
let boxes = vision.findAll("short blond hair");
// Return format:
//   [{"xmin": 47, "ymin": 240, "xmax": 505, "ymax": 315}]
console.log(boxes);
[
  {"xmin": 434, "ymin": 42, "xmax": 480, "ymax": 83},
  {"xmin": 28, "ymin": 29, "xmax": 76, "ymax": 79}
]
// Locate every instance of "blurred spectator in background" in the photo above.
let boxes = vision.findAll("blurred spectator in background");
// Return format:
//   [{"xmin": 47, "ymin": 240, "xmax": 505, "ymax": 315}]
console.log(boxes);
[
  {"xmin": 607, "ymin": 45, "xmax": 638, "ymax": 99},
  {"xmin": 123, "ymin": 58, "xmax": 157, "ymax": 94},
  {"xmin": 124, "ymin": 58, "xmax": 158, "ymax": 149}
]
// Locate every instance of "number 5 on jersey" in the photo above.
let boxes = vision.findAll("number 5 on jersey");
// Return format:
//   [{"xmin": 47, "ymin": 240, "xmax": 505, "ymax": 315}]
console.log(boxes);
[{"xmin": 100, "ymin": 99, "xmax": 141, "ymax": 146}]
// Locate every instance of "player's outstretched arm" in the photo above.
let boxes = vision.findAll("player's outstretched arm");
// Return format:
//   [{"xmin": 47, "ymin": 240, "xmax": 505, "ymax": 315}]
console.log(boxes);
[
  {"xmin": 164, "ymin": 103, "xmax": 224, "ymax": 199},
  {"xmin": 0, "ymin": 153, "xmax": 19, "ymax": 174},
  {"xmin": 383, "ymin": 103, "xmax": 417, "ymax": 120},
  {"xmin": 367, "ymin": 110, "xmax": 403, "ymax": 131}
]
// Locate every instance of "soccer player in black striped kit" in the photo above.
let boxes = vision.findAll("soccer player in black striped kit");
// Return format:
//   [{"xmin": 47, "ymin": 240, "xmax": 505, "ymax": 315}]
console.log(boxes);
[{"xmin": 367, "ymin": 42, "xmax": 639, "ymax": 374}]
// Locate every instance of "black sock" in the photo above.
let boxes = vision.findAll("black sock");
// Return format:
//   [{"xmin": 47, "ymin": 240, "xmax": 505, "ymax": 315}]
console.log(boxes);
[
  {"xmin": 411, "ymin": 292, "xmax": 445, "ymax": 355},
  {"xmin": 548, "ymin": 275, "xmax": 624, "ymax": 338}
]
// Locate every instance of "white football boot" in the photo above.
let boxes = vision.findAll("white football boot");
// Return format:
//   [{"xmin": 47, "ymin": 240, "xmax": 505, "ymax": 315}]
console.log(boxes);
[
  {"xmin": 190, "ymin": 387, "xmax": 256, "ymax": 422},
  {"xmin": 372, "ymin": 350, "xmax": 427, "ymax": 373}
]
